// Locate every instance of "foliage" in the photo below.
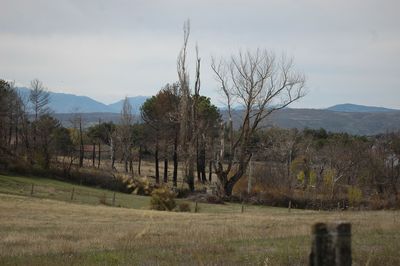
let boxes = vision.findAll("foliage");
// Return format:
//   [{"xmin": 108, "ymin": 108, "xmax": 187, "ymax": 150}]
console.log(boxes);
[
  {"xmin": 323, "ymin": 169, "xmax": 335, "ymax": 188},
  {"xmin": 150, "ymin": 187, "xmax": 177, "ymax": 211},
  {"xmin": 348, "ymin": 186, "xmax": 362, "ymax": 207}
]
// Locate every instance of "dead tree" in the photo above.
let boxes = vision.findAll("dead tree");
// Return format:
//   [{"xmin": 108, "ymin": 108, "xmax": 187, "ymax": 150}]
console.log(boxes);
[
  {"xmin": 177, "ymin": 20, "xmax": 201, "ymax": 192},
  {"xmin": 211, "ymin": 50, "xmax": 306, "ymax": 197}
]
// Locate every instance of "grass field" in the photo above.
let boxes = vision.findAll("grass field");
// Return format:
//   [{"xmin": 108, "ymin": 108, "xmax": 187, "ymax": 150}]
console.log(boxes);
[{"xmin": 1, "ymin": 174, "xmax": 400, "ymax": 265}]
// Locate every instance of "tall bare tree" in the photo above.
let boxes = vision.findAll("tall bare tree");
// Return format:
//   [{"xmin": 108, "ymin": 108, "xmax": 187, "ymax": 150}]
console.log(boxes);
[
  {"xmin": 119, "ymin": 97, "xmax": 134, "ymax": 173},
  {"xmin": 177, "ymin": 20, "xmax": 201, "ymax": 191},
  {"xmin": 29, "ymin": 79, "xmax": 50, "ymax": 121},
  {"xmin": 211, "ymin": 49, "xmax": 306, "ymax": 197}
]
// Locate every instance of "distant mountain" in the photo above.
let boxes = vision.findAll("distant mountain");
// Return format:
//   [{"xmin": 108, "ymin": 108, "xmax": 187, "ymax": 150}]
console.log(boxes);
[
  {"xmin": 108, "ymin": 96, "xmax": 149, "ymax": 113},
  {"xmin": 261, "ymin": 108, "xmax": 400, "ymax": 135},
  {"xmin": 16, "ymin": 87, "xmax": 148, "ymax": 114},
  {"xmin": 16, "ymin": 86, "xmax": 400, "ymax": 135},
  {"xmin": 326, "ymin": 103, "xmax": 399, "ymax": 113}
]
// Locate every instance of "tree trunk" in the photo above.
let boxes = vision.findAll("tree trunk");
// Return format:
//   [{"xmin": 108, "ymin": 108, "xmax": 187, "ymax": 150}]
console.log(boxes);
[
  {"xmin": 110, "ymin": 137, "xmax": 115, "ymax": 170},
  {"xmin": 97, "ymin": 142, "xmax": 101, "ymax": 168},
  {"xmin": 92, "ymin": 143, "xmax": 96, "ymax": 167},
  {"xmin": 129, "ymin": 156, "xmax": 134, "ymax": 176},
  {"xmin": 124, "ymin": 151, "xmax": 128, "ymax": 173},
  {"xmin": 209, "ymin": 160, "xmax": 212, "ymax": 182},
  {"xmin": 138, "ymin": 145, "xmax": 142, "ymax": 175},
  {"xmin": 164, "ymin": 158, "xmax": 168, "ymax": 183},
  {"xmin": 216, "ymin": 157, "xmax": 250, "ymax": 197},
  {"xmin": 196, "ymin": 138, "xmax": 201, "ymax": 182},
  {"xmin": 155, "ymin": 142, "xmax": 159, "ymax": 183},
  {"xmin": 187, "ymin": 160, "xmax": 195, "ymax": 191},
  {"xmin": 200, "ymin": 145, "xmax": 206, "ymax": 183},
  {"xmin": 173, "ymin": 138, "xmax": 178, "ymax": 187},
  {"xmin": 79, "ymin": 119, "xmax": 84, "ymax": 168}
]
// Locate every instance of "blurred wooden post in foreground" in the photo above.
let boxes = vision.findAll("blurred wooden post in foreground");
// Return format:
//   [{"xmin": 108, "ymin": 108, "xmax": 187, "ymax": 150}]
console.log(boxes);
[
  {"xmin": 30, "ymin": 184, "xmax": 34, "ymax": 196},
  {"xmin": 309, "ymin": 222, "xmax": 351, "ymax": 266},
  {"xmin": 70, "ymin": 187, "xmax": 75, "ymax": 200},
  {"xmin": 112, "ymin": 192, "xmax": 116, "ymax": 206}
]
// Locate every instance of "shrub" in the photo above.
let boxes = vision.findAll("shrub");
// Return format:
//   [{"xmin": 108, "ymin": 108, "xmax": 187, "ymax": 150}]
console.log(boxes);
[
  {"xmin": 348, "ymin": 186, "xmax": 362, "ymax": 207},
  {"xmin": 150, "ymin": 187, "xmax": 176, "ymax": 211},
  {"xmin": 177, "ymin": 202, "xmax": 191, "ymax": 212}
]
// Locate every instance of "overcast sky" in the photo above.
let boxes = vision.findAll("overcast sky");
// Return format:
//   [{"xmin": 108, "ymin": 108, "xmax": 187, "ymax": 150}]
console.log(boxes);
[{"xmin": 1, "ymin": 0, "xmax": 399, "ymax": 108}]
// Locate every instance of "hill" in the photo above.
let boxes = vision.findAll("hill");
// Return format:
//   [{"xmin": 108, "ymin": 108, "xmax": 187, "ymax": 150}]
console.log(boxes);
[
  {"xmin": 16, "ymin": 87, "xmax": 400, "ymax": 135},
  {"xmin": 326, "ymin": 103, "xmax": 399, "ymax": 113},
  {"xmin": 16, "ymin": 87, "xmax": 148, "ymax": 114},
  {"xmin": 52, "ymin": 108, "xmax": 400, "ymax": 135},
  {"xmin": 108, "ymin": 96, "xmax": 149, "ymax": 113}
]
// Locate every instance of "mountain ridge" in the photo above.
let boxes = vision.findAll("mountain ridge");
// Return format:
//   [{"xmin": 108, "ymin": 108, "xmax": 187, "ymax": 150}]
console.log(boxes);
[
  {"xmin": 16, "ymin": 87, "xmax": 149, "ymax": 113},
  {"xmin": 326, "ymin": 103, "xmax": 399, "ymax": 113},
  {"xmin": 16, "ymin": 87, "xmax": 400, "ymax": 135}
]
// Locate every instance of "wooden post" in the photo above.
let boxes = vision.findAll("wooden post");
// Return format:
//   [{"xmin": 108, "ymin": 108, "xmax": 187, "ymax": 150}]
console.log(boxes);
[
  {"xmin": 112, "ymin": 192, "xmax": 116, "ymax": 206},
  {"xmin": 70, "ymin": 187, "xmax": 75, "ymax": 200},
  {"xmin": 30, "ymin": 184, "xmax": 34, "ymax": 196},
  {"xmin": 335, "ymin": 223, "xmax": 352, "ymax": 266},
  {"xmin": 195, "ymin": 201, "xmax": 198, "ymax": 213},
  {"xmin": 288, "ymin": 200, "xmax": 292, "ymax": 213},
  {"xmin": 241, "ymin": 202, "xmax": 244, "ymax": 213},
  {"xmin": 309, "ymin": 222, "xmax": 351, "ymax": 266}
]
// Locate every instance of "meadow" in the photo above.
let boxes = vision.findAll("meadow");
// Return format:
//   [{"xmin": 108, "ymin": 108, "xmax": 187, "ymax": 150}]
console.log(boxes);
[{"xmin": 0, "ymin": 174, "xmax": 399, "ymax": 265}]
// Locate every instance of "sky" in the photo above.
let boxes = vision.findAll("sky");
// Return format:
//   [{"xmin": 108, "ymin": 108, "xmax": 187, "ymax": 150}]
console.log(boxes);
[{"xmin": 1, "ymin": 0, "xmax": 399, "ymax": 109}]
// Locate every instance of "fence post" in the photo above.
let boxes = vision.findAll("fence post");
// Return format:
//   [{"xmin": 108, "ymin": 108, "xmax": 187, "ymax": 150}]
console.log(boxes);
[
  {"xmin": 195, "ymin": 201, "xmax": 198, "ymax": 213},
  {"xmin": 70, "ymin": 187, "xmax": 75, "ymax": 200},
  {"xmin": 241, "ymin": 201, "xmax": 244, "ymax": 213},
  {"xmin": 309, "ymin": 222, "xmax": 351, "ymax": 266},
  {"xmin": 30, "ymin": 184, "xmax": 34, "ymax": 196},
  {"xmin": 112, "ymin": 192, "xmax": 116, "ymax": 206},
  {"xmin": 288, "ymin": 200, "xmax": 292, "ymax": 213},
  {"xmin": 335, "ymin": 223, "xmax": 351, "ymax": 266}
]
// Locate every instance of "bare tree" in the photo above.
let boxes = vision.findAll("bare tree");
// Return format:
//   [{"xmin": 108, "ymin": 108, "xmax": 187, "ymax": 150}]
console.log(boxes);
[
  {"xmin": 119, "ymin": 97, "xmax": 134, "ymax": 173},
  {"xmin": 29, "ymin": 79, "xmax": 50, "ymax": 121},
  {"xmin": 211, "ymin": 49, "xmax": 306, "ymax": 197},
  {"xmin": 177, "ymin": 20, "xmax": 201, "ymax": 191}
]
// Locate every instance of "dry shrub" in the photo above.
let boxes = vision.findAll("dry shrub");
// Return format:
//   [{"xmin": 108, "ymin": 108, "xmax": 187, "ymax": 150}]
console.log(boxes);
[
  {"xmin": 115, "ymin": 174, "xmax": 155, "ymax": 195},
  {"xmin": 150, "ymin": 187, "xmax": 176, "ymax": 211},
  {"xmin": 369, "ymin": 194, "xmax": 400, "ymax": 210}
]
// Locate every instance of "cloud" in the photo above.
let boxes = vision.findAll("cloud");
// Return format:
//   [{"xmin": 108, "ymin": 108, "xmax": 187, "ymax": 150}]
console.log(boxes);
[{"xmin": 1, "ymin": 0, "xmax": 399, "ymax": 108}]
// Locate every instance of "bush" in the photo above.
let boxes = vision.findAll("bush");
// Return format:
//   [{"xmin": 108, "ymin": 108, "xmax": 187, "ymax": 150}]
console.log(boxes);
[
  {"xmin": 177, "ymin": 202, "xmax": 191, "ymax": 212},
  {"xmin": 150, "ymin": 187, "xmax": 176, "ymax": 211},
  {"xmin": 348, "ymin": 186, "xmax": 362, "ymax": 207}
]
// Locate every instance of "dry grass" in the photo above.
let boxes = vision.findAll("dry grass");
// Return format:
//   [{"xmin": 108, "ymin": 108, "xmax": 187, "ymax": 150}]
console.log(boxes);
[{"xmin": 0, "ymin": 193, "xmax": 399, "ymax": 265}]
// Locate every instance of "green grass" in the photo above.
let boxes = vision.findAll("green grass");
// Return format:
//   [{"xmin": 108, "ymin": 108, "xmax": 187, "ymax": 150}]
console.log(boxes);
[
  {"xmin": 0, "ymin": 174, "xmax": 150, "ymax": 209},
  {"xmin": 0, "ymin": 174, "xmax": 290, "ymax": 214}
]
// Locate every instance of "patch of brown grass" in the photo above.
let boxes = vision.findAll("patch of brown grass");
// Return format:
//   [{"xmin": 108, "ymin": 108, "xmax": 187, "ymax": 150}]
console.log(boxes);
[{"xmin": 0, "ymin": 193, "xmax": 399, "ymax": 265}]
